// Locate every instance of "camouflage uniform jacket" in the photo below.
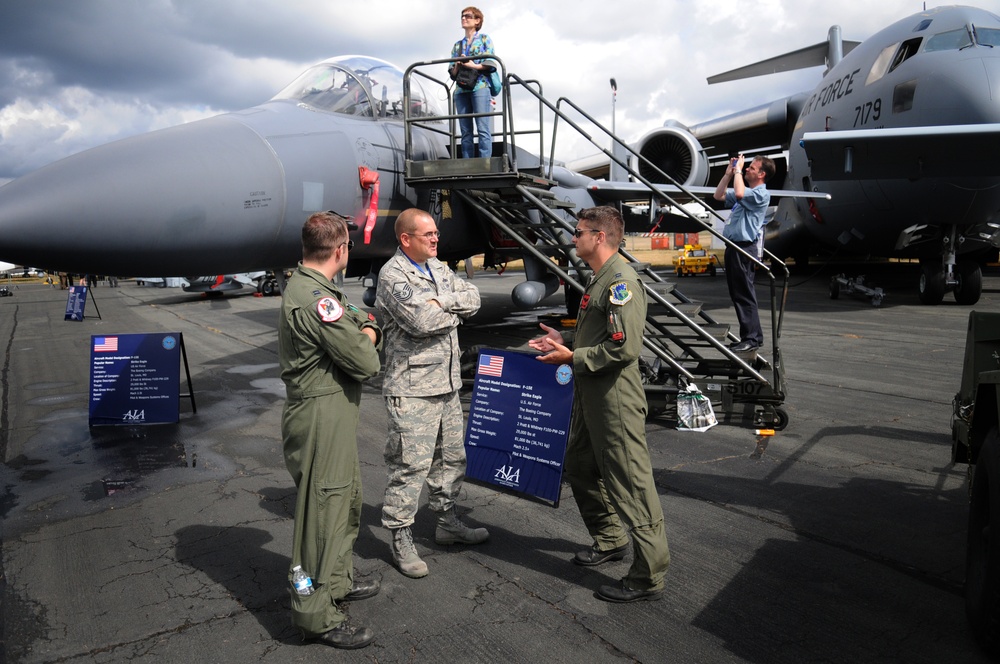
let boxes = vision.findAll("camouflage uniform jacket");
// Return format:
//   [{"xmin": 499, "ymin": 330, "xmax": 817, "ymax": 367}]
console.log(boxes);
[
  {"xmin": 278, "ymin": 263, "xmax": 382, "ymax": 401},
  {"xmin": 376, "ymin": 248, "xmax": 480, "ymax": 397}
]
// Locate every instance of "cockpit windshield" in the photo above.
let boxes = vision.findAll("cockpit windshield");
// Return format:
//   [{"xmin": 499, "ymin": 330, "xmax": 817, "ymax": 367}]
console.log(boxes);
[
  {"xmin": 976, "ymin": 27, "xmax": 1000, "ymax": 47},
  {"xmin": 271, "ymin": 55, "xmax": 441, "ymax": 119},
  {"xmin": 924, "ymin": 27, "xmax": 974, "ymax": 52}
]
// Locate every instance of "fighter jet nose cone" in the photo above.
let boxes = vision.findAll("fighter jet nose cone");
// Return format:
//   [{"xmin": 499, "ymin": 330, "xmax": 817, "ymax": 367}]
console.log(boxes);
[{"xmin": 0, "ymin": 116, "xmax": 287, "ymax": 276}]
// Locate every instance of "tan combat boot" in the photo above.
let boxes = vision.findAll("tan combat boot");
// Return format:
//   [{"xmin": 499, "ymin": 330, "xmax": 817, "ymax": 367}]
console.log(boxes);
[
  {"xmin": 435, "ymin": 508, "xmax": 490, "ymax": 545},
  {"xmin": 391, "ymin": 526, "xmax": 428, "ymax": 578}
]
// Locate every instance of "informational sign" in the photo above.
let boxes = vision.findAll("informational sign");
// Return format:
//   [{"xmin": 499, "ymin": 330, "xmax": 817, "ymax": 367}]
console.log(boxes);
[
  {"xmin": 65, "ymin": 286, "xmax": 87, "ymax": 321},
  {"xmin": 464, "ymin": 349, "xmax": 574, "ymax": 504},
  {"xmin": 89, "ymin": 333, "xmax": 182, "ymax": 426}
]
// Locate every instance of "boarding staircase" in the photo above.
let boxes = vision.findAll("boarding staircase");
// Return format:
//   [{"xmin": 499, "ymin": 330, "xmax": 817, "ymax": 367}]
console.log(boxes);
[{"xmin": 401, "ymin": 57, "xmax": 788, "ymax": 429}]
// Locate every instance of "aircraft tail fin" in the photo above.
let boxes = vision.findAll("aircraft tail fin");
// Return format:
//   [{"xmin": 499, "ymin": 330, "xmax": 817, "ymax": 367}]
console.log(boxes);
[{"xmin": 708, "ymin": 26, "xmax": 860, "ymax": 84}]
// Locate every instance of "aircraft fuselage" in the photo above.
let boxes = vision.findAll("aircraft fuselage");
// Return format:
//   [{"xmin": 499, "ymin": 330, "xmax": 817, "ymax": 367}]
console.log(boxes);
[{"xmin": 786, "ymin": 5, "xmax": 1000, "ymax": 258}]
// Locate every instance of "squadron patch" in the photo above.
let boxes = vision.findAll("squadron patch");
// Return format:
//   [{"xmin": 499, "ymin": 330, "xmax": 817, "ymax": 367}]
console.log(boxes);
[
  {"xmin": 317, "ymin": 296, "xmax": 344, "ymax": 322},
  {"xmin": 609, "ymin": 282, "xmax": 632, "ymax": 305},
  {"xmin": 391, "ymin": 282, "xmax": 414, "ymax": 301}
]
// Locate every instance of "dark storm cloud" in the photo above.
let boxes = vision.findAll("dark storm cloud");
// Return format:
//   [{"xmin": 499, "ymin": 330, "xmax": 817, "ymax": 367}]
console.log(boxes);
[{"xmin": 0, "ymin": 1, "xmax": 299, "ymax": 110}]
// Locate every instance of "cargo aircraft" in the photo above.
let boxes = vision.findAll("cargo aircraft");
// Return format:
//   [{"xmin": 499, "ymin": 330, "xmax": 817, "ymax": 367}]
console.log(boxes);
[
  {"xmin": 0, "ymin": 7, "xmax": 997, "ymax": 306},
  {"xmin": 598, "ymin": 4, "xmax": 1000, "ymax": 305}
]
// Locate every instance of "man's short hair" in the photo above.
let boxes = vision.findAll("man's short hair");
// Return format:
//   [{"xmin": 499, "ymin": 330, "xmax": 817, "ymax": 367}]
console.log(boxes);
[
  {"xmin": 394, "ymin": 208, "xmax": 435, "ymax": 241},
  {"xmin": 302, "ymin": 211, "xmax": 348, "ymax": 262},
  {"xmin": 754, "ymin": 156, "xmax": 776, "ymax": 183},
  {"xmin": 578, "ymin": 206, "xmax": 624, "ymax": 246}
]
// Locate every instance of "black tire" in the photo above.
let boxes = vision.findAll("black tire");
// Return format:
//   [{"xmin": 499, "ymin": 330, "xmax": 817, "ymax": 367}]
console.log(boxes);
[
  {"xmin": 918, "ymin": 260, "xmax": 946, "ymax": 305},
  {"xmin": 261, "ymin": 279, "xmax": 276, "ymax": 296},
  {"xmin": 955, "ymin": 260, "xmax": 983, "ymax": 306},
  {"xmin": 460, "ymin": 344, "xmax": 487, "ymax": 380},
  {"xmin": 829, "ymin": 277, "xmax": 840, "ymax": 300},
  {"xmin": 966, "ymin": 427, "xmax": 1000, "ymax": 656},
  {"xmin": 772, "ymin": 407, "xmax": 789, "ymax": 431}
]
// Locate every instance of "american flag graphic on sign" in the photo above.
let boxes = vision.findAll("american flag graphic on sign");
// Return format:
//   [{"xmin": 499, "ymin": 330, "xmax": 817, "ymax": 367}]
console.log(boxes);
[
  {"xmin": 478, "ymin": 354, "xmax": 504, "ymax": 377},
  {"xmin": 93, "ymin": 336, "xmax": 118, "ymax": 352}
]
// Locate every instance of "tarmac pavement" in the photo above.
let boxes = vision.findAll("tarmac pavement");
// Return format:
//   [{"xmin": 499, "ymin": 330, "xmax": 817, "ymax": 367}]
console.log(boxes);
[{"xmin": 0, "ymin": 264, "xmax": 997, "ymax": 663}]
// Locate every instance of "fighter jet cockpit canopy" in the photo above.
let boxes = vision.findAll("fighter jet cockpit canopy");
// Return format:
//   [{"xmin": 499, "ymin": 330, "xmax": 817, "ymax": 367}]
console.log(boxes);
[{"xmin": 271, "ymin": 55, "xmax": 441, "ymax": 119}]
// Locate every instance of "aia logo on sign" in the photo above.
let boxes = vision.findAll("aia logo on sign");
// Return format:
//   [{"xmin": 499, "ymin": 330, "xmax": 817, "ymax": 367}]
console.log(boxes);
[
  {"xmin": 122, "ymin": 409, "xmax": 146, "ymax": 423},
  {"xmin": 495, "ymin": 465, "xmax": 520, "ymax": 485}
]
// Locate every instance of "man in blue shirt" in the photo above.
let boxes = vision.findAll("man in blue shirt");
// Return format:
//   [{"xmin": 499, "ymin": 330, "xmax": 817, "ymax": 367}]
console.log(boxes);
[{"xmin": 713, "ymin": 154, "xmax": 775, "ymax": 353}]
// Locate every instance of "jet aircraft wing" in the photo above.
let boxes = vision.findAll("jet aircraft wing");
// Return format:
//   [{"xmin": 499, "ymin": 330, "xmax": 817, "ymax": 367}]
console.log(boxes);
[
  {"xmin": 586, "ymin": 180, "xmax": 831, "ymax": 203},
  {"xmin": 801, "ymin": 124, "xmax": 1000, "ymax": 180}
]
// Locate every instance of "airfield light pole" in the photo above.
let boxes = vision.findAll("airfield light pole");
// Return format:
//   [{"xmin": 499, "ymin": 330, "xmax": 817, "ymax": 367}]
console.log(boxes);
[
  {"xmin": 610, "ymin": 78, "xmax": 617, "ymax": 135},
  {"xmin": 609, "ymin": 78, "xmax": 626, "ymax": 182}
]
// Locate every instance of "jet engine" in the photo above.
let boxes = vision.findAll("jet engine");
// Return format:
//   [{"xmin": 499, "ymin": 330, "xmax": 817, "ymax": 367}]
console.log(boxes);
[{"xmin": 634, "ymin": 124, "xmax": 710, "ymax": 187}]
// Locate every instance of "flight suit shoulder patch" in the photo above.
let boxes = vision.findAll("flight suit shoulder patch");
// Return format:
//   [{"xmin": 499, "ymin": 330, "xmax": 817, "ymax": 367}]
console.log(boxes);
[
  {"xmin": 316, "ymin": 296, "xmax": 344, "ymax": 322},
  {"xmin": 609, "ymin": 282, "xmax": 632, "ymax": 305}
]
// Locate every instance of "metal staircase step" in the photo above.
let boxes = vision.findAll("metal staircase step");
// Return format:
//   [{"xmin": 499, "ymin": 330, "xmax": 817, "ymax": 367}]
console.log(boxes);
[{"xmin": 648, "ymin": 302, "xmax": 703, "ymax": 318}]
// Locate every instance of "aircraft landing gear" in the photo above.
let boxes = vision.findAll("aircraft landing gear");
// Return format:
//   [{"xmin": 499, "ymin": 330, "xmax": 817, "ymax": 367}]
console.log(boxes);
[
  {"xmin": 955, "ymin": 259, "xmax": 983, "ymax": 305},
  {"xmin": 362, "ymin": 271, "xmax": 378, "ymax": 307},
  {"xmin": 917, "ymin": 224, "xmax": 983, "ymax": 305},
  {"xmin": 917, "ymin": 257, "xmax": 982, "ymax": 306},
  {"xmin": 918, "ymin": 259, "xmax": 946, "ymax": 305}
]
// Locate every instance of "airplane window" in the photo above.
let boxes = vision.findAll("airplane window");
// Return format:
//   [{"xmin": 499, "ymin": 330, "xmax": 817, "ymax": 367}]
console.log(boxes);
[
  {"xmin": 271, "ymin": 56, "xmax": 441, "ymax": 120},
  {"xmin": 888, "ymin": 38, "xmax": 922, "ymax": 73},
  {"xmin": 975, "ymin": 27, "xmax": 1000, "ymax": 47},
  {"xmin": 924, "ymin": 27, "xmax": 973, "ymax": 52},
  {"xmin": 866, "ymin": 44, "xmax": 897, "ymax": 85},
  {"xmin": 271, "ymin": 64, "xmax": 375, "ymax": 118},
  {"xmin": 892, "ymin": 80, "xmax": 917, "ymax": 113}
]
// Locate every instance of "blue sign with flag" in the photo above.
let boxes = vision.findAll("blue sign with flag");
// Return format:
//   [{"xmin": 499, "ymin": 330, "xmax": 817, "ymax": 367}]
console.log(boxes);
[
  {"xmin": 464, "ymin": 348, "xmax": 574, "ymax": 504},
  {"xmin": 89, "ymin": 332, "xmax": 182, "ymax": 425},
  {"xmin": 65, "ymin": 286, "xmax": 87, "ymax": 321}
]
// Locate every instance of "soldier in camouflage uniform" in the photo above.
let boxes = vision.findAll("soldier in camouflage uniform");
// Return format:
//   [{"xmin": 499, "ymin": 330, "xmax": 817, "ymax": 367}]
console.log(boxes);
[
  {"xmin": 376, "ymin": 208, "xmax": 488, "ymax": 579},
  {"xmin": 529, "ymin": 206, "xmax": 670, "ymax": 603},
  {"xmin": 279, "ymin": 212, "xmax": 382, "ymax": 649}
]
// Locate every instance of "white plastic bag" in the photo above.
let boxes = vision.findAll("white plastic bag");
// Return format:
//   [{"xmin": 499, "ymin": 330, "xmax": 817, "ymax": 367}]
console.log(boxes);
[{"xmin": 676, "ymin": 384, "xmax": 717, "ymax": 432}]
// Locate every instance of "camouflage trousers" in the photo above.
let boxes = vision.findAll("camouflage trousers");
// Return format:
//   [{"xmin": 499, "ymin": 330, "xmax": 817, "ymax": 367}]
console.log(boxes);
[{"xmin": 382, "ymin": 392, "xmax": 467, "ymax": 529}]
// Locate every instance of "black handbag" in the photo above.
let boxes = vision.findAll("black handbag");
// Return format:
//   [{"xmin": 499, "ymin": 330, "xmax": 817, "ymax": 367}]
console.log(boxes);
[{"xmin": 452, "ymin": 65, "xmax": 479, "ymax": 90}]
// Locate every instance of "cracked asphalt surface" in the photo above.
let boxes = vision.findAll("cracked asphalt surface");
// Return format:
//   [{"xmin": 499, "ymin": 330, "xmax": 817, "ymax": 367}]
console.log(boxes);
[{"xmin": 0, "ymin": 264, "xmax": 996, "ymax": 663}]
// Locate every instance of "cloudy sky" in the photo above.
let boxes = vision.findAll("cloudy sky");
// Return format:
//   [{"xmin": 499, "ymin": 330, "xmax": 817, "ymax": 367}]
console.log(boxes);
[{"xmin": 0, "ymin": 0, "xmax": 953, "ymax": 185}]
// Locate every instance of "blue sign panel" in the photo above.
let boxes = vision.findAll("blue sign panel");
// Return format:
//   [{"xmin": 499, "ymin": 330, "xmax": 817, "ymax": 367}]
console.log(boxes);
[
  {"xmin": 65, "ymin": 286, "xmax": 87, "ymax": 321},
  {"xmin": 89, "ymin": 333, "xmax": 182, "ymax": 426},
  {"xmin": 464, "ymin": 349, "xmax": 574, "ymax": 504}
]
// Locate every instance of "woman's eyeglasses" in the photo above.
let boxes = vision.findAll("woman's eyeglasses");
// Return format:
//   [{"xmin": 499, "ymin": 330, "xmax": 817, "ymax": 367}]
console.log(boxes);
[{"xmin": 461, "ymin": 13, "xmax": 475, "ymax": 19}]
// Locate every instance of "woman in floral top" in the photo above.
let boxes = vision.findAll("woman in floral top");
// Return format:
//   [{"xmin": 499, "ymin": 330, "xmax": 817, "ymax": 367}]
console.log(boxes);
[{"xmin": 449, "ymin": 6, "xmax": 495, "ymax": 159}]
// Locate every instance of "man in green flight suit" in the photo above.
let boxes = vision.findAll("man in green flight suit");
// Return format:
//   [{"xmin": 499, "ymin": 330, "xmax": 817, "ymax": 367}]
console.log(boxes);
[
  {"xmin": 529, "ymin": 205, "xmax": 670, "ymax": 602},
  {"xmin": 278, "ymin": 211, "xmax": 383, "ymax": 649}
]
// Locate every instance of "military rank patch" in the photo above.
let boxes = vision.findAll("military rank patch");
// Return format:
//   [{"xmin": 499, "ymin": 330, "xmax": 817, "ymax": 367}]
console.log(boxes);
[
  {"xmin": 609, "ymin": 282, "xmax": 632, "ymax": 305},
  {"xmin": 391, "ymin": 282, "xmax": 414, "ymax": 301},
  {"xmin": 317, "ymin": 296, "xmax": 344, "ymax": 322}
]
